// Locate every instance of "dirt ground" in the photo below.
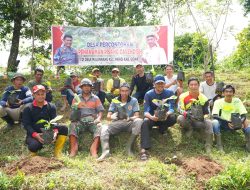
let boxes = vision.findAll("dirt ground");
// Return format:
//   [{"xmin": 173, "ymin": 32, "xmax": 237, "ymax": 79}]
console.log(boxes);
[
  {"xmin": 182, "ymin": 156, "xmax": 223, "ymax": 181},
  {"xmin": 3, "ymin": 156, "xmax": 64, "ymax": 175}
]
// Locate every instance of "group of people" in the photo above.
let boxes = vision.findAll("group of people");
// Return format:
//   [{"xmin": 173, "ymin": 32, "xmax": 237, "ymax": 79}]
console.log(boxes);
[{"xmin": 0, "ymin": 64, "xmax": 249, "ymax": 161}]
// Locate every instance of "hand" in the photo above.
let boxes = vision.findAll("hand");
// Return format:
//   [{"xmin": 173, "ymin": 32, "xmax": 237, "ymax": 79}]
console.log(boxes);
[
  {"xmin": 228, "ymin": 122, "xmax": 234, "ymax": 129},
  {"xmin": 94, "ymin": 118, "xmax": 101, "ymax": 124},
  {"xmin": 110, "ymin": 112, "xmax": 118, "ymax": 121},
  {"xmin": 17, "ymin": 99, "xmax": 23, "ymax": 105},
  {"xmin": 6, "ymin": 101, "xmax": 9, "ymax": 107},
  {"xmin": 151, "ymin": 115, "xmax": 159, "ymax": 122},
  {"xmin": 52, "ymin": 131, "xmax": 58, "ymax": 143},
  {"xmin": 34, "ymin": 133, "xmax": 44, "ymax": 144},
  {"xmin": 78, "ymin": 102, "xmax": 86, "ymax": 108}
]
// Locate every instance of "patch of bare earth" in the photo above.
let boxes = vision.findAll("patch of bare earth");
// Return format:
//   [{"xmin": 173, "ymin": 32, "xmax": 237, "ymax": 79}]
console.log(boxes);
[{"xmin": 4, "ymin": 156, "xmax": 64, "ymax": 175}]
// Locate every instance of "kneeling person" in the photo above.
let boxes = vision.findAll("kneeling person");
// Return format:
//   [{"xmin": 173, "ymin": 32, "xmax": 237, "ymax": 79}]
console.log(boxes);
[
  {"xmin": 69, "ymin": 78, "xmax": 104, "ymax": 158},
  {"xmin": 22, "ymin": 85, "xmax": 68, "ymax": 157},
  {"xmin": 98, "ymin": 83, "xmax": 143, "ymax": 161}
]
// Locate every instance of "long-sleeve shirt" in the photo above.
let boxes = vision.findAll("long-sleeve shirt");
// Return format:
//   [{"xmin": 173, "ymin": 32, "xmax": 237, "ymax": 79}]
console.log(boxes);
[
  {"xmin": 130, "ymin": 74, "xmax": 153, "ymax": 95},
  {"xmin": 22, "ymin": 101, "xmax": 56, "ymax": 137},
  {"xmin": 0, "ymin": 86, "xmax": 33, "ymax": 108},
  {"xmin": 54, "ymin": 45, "xmax": 78, "ymax": 65},
  {"xmin": 144, "ymin": 89, "xmax": 175, "ymax": 116},
  {"xmin": 106, "ymin": 77, "xmax": 125, "ymax": 95}
]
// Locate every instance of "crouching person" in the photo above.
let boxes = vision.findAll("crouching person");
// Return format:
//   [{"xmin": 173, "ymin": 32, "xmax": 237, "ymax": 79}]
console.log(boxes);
[
  {"xmin": 140, "ymin": 75, "xmax": 177, "ymax": 161},
  {"xmin": 177, "ymin": 77, "xmax": 213, "ymax": 153},
  {"xmin": 212, "ymin": 85, "xmax": 250, "ymax": 152},
  {"xmin": 69, "ymin": 78, "xmax": 104, "ymax": 158},
  {"xmin": 22, "ymin": 85, "xmax": 68, "ymax": 157},
  {"xmin": 98, "ymin": 83, "xmax": 143, "ymax": 161},
  {"xmin": 0, "ymin": 73, "xmax": 33, "ymax": 128}
]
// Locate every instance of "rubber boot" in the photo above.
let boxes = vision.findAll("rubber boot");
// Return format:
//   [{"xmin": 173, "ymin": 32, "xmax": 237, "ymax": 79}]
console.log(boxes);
[
  {"xmin": 245, "ymin": 132, "xmax": 250, "ymax": 152},
  {"xmin": 215, "ymin": 134, "xmax": 224, "ymax": 152},
  {"xmin": 90, "ymin": 136, "xmax": 100, "ymax": 158},
  {"xmin": 30, "ymin": 151, "xmax": 37, "ymax": 157},
  {"xmin": 126, "ymin": 134, "xmax": 137, "ymax": 156},
  {"xmin": 97, "ymin": 136, "xmax": 110, "ymax": 162},
  {"xmin": 69, "ymin": 135, "xmax": 78, "ymax": 157},
  {"xmin": 205, "ymin": 134, "xmax": 213, "ymax": 154},
  {"xmin": 1, "ymin": 115, "xmax": 14, "ymax": 128},
  {"xmin": 54, "ymin": 135, "xmax": 67, "ymax": 158}
]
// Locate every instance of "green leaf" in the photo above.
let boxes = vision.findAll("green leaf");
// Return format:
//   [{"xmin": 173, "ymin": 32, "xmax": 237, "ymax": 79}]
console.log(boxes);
[
  {"xmin": 112, "ymin": 99, "xmax": 122, "ymax": 104},
  {"xmin": 50, "ymin": 115, "xmax": 63, "ymax": 123},
  {"xmin": 36, "ymin": 119, "xmax": 48, "ymax": 124}
]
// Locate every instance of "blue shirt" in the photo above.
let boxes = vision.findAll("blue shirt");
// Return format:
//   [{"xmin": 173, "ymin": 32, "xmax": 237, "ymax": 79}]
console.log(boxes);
[
  {"xmin": 144, "ymin": 89, "xmax": 175, "ymax": 116},
  {"xmin": 108, "ymin": 96, "xmax": 139, "ymax": 117},
  {"xmin": 0, "ymin": 86, "xmax": 33, "ymax": 108},
  {"xmin": 54, "ymin": 45, "xmax": 78, "ymax": 65}
]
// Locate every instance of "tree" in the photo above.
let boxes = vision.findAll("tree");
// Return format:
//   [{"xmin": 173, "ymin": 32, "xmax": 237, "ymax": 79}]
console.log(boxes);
[
  {"xmin": 174, "ymin": 32, "xmax": 215, "ymax": 69},
  {"xmin": 242, "ymin": 0, "xmax": 250, "ymax": 14}
]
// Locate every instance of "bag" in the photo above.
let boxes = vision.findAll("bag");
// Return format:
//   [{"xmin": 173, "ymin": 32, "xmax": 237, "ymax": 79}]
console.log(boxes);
[
  {"xmin": 145, "ymin": 72, "xmax": 154, "ymax": 84},
  {"xmin": 7, "ymin": 91, "xmax": 19, "ymax": 106},
  {"xmin": 177, "ymin": 71, "xmax": 185, "ymax": 81},
  {"xmin": 113, "ymin": 78, "xmax": 120, "ymax": 89},
  {"xmin": 215, "ymin": 82, "xmax": 225, "ymax": 94},
  {"xmin": 117, "ymin": 106, "xmax": 128, "ymax": 120},
  {"xmin": 231, "ymin": 113, "xmax": 242, "ymax": 130},
  {"xmin": 40, "ymin": 128, "xmax": 54, "ymax": 145},
  {"xmin": 154, "ymin": 107, "xmax": 167, "ymax": 121},
  {"xmin": 190, "ymin": 104, "xmax": 204, "ymax": 121},
  {"xmin": 93, "ymin": 81, "xmax": 101, "ymax": 94}
]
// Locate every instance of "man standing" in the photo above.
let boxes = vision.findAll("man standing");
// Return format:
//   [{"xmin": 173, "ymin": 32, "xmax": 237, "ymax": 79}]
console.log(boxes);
[
  {"xmin": 22, "ymin": 85, "xmax": 68, "ymax": 157},
  {"xmin": 69, "ymin": 78, "xmax": 104, "ymax": 158},
  {"xmin": 27, "ymin": 68, "xmax": 53, "ymax": 102},
  {"xmin": 199, "ymin": 71, "xmax": 216, "ymax": 100},
  {"xmin": 106, "ymin": 68, "xmax": 125, "ymax": 103},
  {"xmin": 54, "ymin": 34, "xmax": 78, "ymax": 65},
  {"xmin": 97, "ymin": 83, "xmax": 143, "ymax": 161},
  {"xmin": 212, "ymin": 85, "xmax": 250, "ymax": 152},
  {"xmin": 91, "ymin": 68, "xmax": 106, "ymax": 105},
  {"xmin": 0, "ymin": 73, "xmax": 33, "ymax": 128},
  {"xmin": 177, "ymin": 77, "xmax": 213, "ymax": 153},
  {"xmin": 140, "ymin": 75, "xmax": 177, "ymax": 160},
  {"xmin": 130, "ymin": 63, "xmax": 153, "ymax": 104},
  {"xmin": 142, "ymin": 34, "xmax": 168, "ymax": 65}
]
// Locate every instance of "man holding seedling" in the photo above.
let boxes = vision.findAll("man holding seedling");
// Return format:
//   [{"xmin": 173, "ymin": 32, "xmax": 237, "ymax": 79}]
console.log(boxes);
[
  {"xmin": 28, "ymin": 67, "xmax": 53, "ymax": 102},
  {"xmin": 177, "ymin": 77, "xmax": 213, "ymax": 153},
  {"xmin": 212, "ymin": 85, "xmax": 250, "ymax": 152},
  {"xmin": 22, "ymin": 85, "xmax": 68, "ymax": 157},
  {"xmin": 97, "ymin": 83, "xmax": 143, "ymax": 161},
  {"xmin": 106, "ymin": 68, "xmax": 126, "ymax": 103},
  {"xmin": 69, "ymin": 78, "xmax": 104, "ymax": 158},
  {"xmin": 0, "ymin": 73, "xmax": 33, "ymax": 128},
  {"xmin": 90, "ymin": 68, "xmax": 106, "ymax": 105},
  {"xmin": 140, "ymin": 75, "xmax": 177, "ymax": 161},
  {"xmin": 130, "ymin": 63, "xmax": 153, "ymax": 104}
]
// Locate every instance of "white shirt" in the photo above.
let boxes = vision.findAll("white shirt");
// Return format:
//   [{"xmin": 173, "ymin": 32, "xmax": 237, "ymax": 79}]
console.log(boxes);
[
  {"xmin": 199, "ymin": 81, "xmax": 216, "ymax": 100},
  {"xmin": 164, "ymin": 75, "xmax": 178, "ymax": 93},
  {"xmin": 142, "ymin": 46, "xmax": 168, "ymax": 65}
]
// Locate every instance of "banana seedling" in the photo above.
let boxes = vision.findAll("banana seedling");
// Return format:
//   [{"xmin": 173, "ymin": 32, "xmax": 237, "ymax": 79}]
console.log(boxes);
[
  {"xmin": 36, "ymin": 115, "xmax": 64, "ymax": 144},
  {"xmin": 112, "ymin": 99, "xmax": 128, "ymax": 120},
  {"xmin": 152, "ymin": 95, "xmax": 177, "ymax": 121}
]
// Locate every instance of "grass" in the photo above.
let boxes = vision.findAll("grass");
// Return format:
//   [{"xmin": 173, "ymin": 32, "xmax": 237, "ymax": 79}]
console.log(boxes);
[{"xmin": 0, "ymin": 68, "xmax": 250, "ymax": 189}]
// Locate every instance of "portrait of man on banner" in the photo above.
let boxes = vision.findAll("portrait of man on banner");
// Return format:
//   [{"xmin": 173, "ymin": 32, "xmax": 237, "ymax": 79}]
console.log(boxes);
[
  {"xmin": 54, "ymin": 34, "xmax": 79, "ymax": 65},
  {"xmin": 141, "ymin": 34, "xmax": 168, "ymax": 65}
]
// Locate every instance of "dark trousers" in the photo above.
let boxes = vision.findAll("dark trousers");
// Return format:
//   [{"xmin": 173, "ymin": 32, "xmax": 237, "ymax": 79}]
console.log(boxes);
[
  {"xmin": 97, "ymin": 90, "xmax": 106, "ymax": 105},
  {"xmin": 132, "ymin": 91, "xmax": 146, "ymax": 104},
  {"xmin": 141, "ymin": 114, "xmax": 177, "ymax": 150},
  {"xmin": 26, "ymin": 125, "xmax": 68, "ymax": 152}
]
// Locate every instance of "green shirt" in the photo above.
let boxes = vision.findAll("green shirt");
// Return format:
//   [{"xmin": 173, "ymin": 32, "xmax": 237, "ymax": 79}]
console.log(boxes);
[
  {"xmin": 27, "ymin": 79, "xmax": 51, "ymax": 91},
  {"xmin": 212, "ymin": 98, "xmax": 247, "ymax": 121}
]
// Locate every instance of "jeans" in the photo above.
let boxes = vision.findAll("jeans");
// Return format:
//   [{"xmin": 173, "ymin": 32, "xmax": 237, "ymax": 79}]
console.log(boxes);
[
  {"xmin": 61, "ymin": 89, "xmax": 75, "ymax": 106},
  {"xmin": 212, "ymin": 119, "xmax": 250, "ymax": 135}
]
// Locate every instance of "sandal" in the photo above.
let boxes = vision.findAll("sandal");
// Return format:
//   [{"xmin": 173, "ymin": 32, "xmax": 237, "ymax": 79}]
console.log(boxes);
[{"xmin": 140, "ymin": 152, "xmax": 148, "ymax": 161}]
